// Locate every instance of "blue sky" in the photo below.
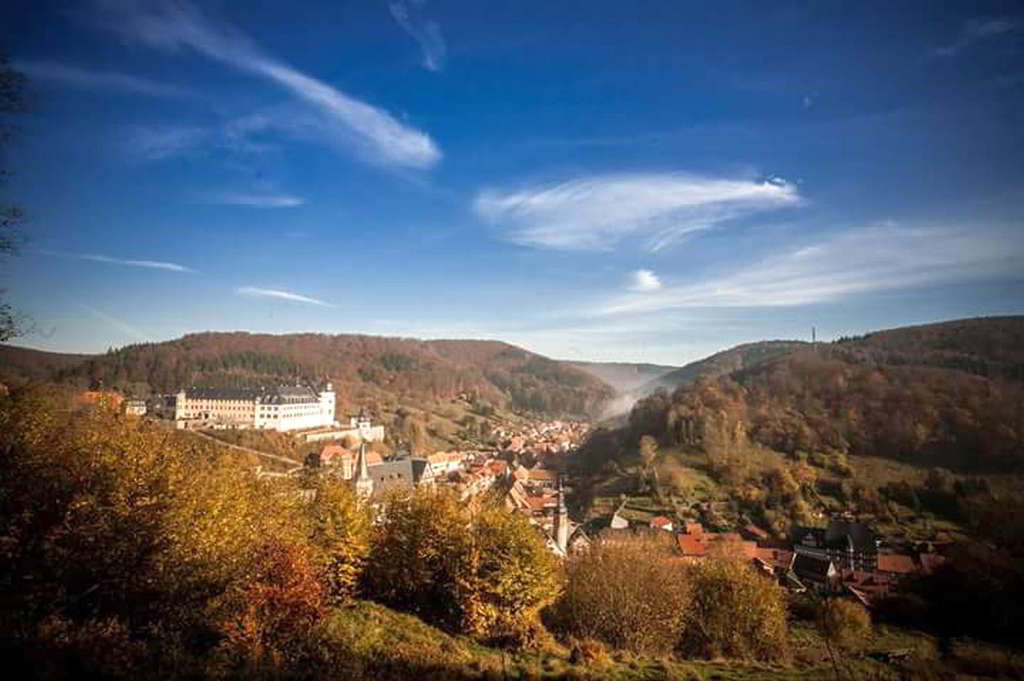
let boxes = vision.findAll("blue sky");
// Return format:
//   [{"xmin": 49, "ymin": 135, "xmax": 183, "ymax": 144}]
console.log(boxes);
[{"xmin": 2, "ymin": 0, "xmax": 1023, "ymax": 364}]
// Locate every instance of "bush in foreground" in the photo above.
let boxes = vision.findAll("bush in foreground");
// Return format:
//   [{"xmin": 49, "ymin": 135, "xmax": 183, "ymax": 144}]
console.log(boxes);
[
  {"xmin": 361, "ymin": 490, "xmax": 559, "ymax": 643},
  {"xmin": 679, "ymin": 558, "xmax": 790, "ymax": 662},
  {"xmin": 819, "ymin": 598, "xmax": 871, "ymax": 652},
  {"xmin": 553, "ymin": 535, "xmax": 689, "ymax": 655}
]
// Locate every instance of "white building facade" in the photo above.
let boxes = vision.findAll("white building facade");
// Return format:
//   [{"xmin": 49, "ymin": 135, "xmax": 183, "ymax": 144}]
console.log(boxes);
[{"xmin": 173, "ymin": 383, "xmax": 336, "ymax": 432}]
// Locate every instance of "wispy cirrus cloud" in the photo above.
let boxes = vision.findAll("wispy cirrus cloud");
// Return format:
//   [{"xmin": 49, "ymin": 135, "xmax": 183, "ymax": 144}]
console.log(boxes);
[
  {"xmin": 236, "ymin": 286, "xmax": 332, "ymax": 307},
  {"xmin": 199, "ymin": 191, "xmax": 305, "ymax": 207},
  {"xmin": 388, "ymin": 0, "xmax": 447, "ymax": 71},
  {"xmin": 93, "ymin": 0, "xmax": 441, "ymax": 168},
  {"xmin": 595, "ymin": 223, "xmax": 1023, "ymax": 315},
  {"xmin": 933, "ymin": 17, "xmax": 1019, "ymax": 57},
  {"xmin": 78, "ymin": 304, "xmax": 152, "ymax": 342},
  {"xmin": 14, "ymin": 60, "xmax": 192, "ymax": 99},
  {"xmin": 125, "ymin": 124, "xmax": 207, "ymax": 161},
  {"xmin": 475, "ymin": 172, "xmax": 801, "ymax": 252},
  {"xmin": 627, "ymin": 269, "xmax": 662, "ymax": 292},
  {"xmin": 42, "ymin": 250, "xmax": 195, "ymax": 272}
]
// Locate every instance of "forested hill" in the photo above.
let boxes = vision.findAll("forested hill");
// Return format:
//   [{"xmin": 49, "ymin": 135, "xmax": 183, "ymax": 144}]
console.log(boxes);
[
  {"xmin": 615, "ymin": 317, "xmax": 1024, "ymax": 473},
  {"xmin": 1, "ymin": 332, "xmax": 615, "ymax": 419},
  {"xmin": 634, "ymin": 340, "xmax": 808, "ymax": 395},
  {"xmin": 0, "ymin": 345, "xmax": 91, "ymax": 381}
]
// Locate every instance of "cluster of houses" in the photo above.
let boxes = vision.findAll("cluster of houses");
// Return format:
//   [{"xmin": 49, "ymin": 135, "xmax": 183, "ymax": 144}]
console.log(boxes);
[
  {"xmin": 503, "ymin": 462, "xmax": 588, "ymax": 556},
  {"xmin": 598, "ymin": 514, "xmax": 948, "ymax": 605},
  {"xmin": 494, "ymin": 420, "xmax": 589, "ymax": 462},
  {"xmin": 312, "ymin": 441, "xmax": 512, "ymax": 502}
]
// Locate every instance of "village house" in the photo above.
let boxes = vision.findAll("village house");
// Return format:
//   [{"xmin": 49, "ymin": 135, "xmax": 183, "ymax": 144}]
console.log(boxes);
[
  {"xmin": 790, "ymin": 553, "xmax": 839, "ymax": 593},
  {"xmin": 649, "ymin": 516, "xmax": 674, "ymax": 532},
  {"xmin": 425, "ymin": 451, "xmax": 467, "ymax": 477},
  {"xmin": 123, "ymin": 399, "xmax": 147, "ymax": 416},
  {"xmin": 316, "ymin": 443, "xmax": 383, "ymax": 478},
  {"xmin": 792, "ymin": 520, "xmax": 879, "ymax": 572},
  {"xmin": 349, "ymin": 443, "xmax": 435, "ymax": 504},
  {"xmin": 675, "ymin": 522, "xmax": 758, "ymax": 560}
]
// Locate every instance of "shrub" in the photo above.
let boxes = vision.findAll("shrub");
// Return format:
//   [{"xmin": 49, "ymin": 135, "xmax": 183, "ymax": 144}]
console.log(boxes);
[
  {"xmin": 678, "ymin": 559, "xmax": 790, "ymax": 662},
  {"xmin": 820, "ymin": 598, "xmax": 871, "ymax": 652},
  {"xmin": 362, "ymin": 490, "xmax": 559, "ymax": 642},
  {"xmin": 553, "ymin": 535, "xmax": 690, "ymax": 655}
]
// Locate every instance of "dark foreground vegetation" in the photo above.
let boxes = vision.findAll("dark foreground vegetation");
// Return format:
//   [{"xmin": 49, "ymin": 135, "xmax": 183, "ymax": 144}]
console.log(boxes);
[{"xmin": 2, "ymin": 385, "xmax": 1024, "ymax": 680}]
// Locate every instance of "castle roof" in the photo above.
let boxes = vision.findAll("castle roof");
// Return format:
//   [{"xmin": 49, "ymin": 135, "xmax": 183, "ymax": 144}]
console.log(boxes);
[{"xmin": 184, "ymin": 384, "xmax": 322, "ymax": 404}]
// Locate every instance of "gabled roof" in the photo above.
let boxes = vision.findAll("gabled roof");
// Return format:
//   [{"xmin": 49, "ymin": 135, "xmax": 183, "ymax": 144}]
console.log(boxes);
[
  {"xmin": 825, "ymin": 520, "xmax": 877, "ymax": 552},
  {"xmin": 791, "ymin": 553, "xmax": 836, "ymax": 582},
  {"xmin": 877, "ymin": 553, "xmax": 916, "ymax": 574}
]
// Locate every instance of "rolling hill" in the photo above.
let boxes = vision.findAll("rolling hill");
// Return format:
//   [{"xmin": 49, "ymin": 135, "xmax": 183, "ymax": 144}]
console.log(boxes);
[
  {"xmin": 633, "ymin": 340, "xmax": 808, "ymax": 395},
  {"xmin": 0, "ymin": 344, "xmax": 91, "ymax": 381},
  {"xmin": 606, "ymin": 316, "xmax": 1024, "ymax": 474},
  {"xmin": 0, "ymin": 332, "xmax": 615, "ymax": 420}
]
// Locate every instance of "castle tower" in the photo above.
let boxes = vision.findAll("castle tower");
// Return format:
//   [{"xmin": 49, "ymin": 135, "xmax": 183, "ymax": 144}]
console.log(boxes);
[
  {"xmin": 354, "ymin": 441, "xmax": 374, "ymax": 500},
  {"xmin": 554, "ymin": 476, "xmax": 569, "ymax": 555}
]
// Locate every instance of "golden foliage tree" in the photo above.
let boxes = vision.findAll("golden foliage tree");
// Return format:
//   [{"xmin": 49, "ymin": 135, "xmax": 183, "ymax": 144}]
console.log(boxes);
[
  {"xmin": 361, "ymin": 489, "xmax": 558, "ymax": 641},
  {"xmin": 820, "ymin": 598, "xmax": 872, "ymax": 652},
  {"xmin": 555, "ymin": 535, "xmax": 690, "ymax": 655},
  {"xmin": 306, "ymin": 478, "xmax": 371, "ymax": 603},
  {"xmin": 678, "ymin": 559, "xmax": 790, "ymax": 662}
]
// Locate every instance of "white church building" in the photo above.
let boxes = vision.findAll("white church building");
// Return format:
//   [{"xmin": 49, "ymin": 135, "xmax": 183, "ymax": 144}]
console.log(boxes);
[{"xmin": 173, "ymin": 382, "xmax": 337, "ymax": 432}]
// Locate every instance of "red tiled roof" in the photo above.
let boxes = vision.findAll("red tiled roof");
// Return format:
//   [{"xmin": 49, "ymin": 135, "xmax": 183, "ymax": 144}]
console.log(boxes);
[
  {"xmin": 528, "ymin": 467, "xmax": 558, "ymax": 481},
  {"xmin": 878, "ymin": 553, "xmax": 917, "ymax": 574},
  {"xmin": 650, "ymin": 516, "xmax": 673, "ymax": 528},
  {"xmin": 684, "ymin": 522, "xmax": 704, "ymax": 536},
  {"xmin": 755, "ymin": 547, "xmax": 794, "ymax": 568},
  {"xmin": 677, "ymin": 534, "xmax": 708, "ymax": 556}
]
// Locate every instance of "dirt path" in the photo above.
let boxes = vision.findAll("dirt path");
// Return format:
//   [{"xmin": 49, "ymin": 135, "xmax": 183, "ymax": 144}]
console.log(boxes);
[{"xmin": 187, "ymin": 429, "xmax": 304, "ymax": 472}]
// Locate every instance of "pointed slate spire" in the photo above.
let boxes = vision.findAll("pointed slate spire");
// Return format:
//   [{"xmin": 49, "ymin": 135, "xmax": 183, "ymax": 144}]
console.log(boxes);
[
  {"xmin": 355, "ymin": 441, "xmax": 374, "ymax": 499},
  {"xmin": 555, "ymin": 474, "xmax": 569, "ymax": 556}
]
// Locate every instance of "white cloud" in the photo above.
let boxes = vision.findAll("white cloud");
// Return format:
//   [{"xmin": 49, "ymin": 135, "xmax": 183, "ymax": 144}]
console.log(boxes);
[
  {"xmin": 42, "ymin": 250, "xmax": 195, "ymax": 272},
  {"xmin": 94, "ymin": 0, "xmax": 441, "ymax": 168},
  {"xmin": 474, "ymin": 172, "xmax": 801, "ymax": 252},
  {"xmin": 236, "ymin": 286, "xmax": 332, "ymax": 307},
  {"xmin": 15, "ymin": 60, "xmax": 192, "ymax": 99},
  {"xmin": 200, "ymin": 191, "xmax": 305, "ymax": 207},
  {"xmin": 388, "ymin": 0, "xmax": 447, "ymax": 71},
  {"xmin": 628, "ymin": 269, "xmax": 662, "ymax": 292},
  {"xmin": 595, "ymin": 223, "xmax": 1023, "ymax": 315},
  {"xmin": 125, "ymin": 125, "xmax": 207, "ymax": 161},
  {"xmin": 933, "ymin": 17, "xmax": 1019, "ymax": 56}
]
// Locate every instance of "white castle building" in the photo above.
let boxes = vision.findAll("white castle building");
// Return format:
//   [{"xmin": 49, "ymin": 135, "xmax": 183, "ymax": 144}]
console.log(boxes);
[{"xmin": 173, "ymin": 382, "xmax": 336, "ymax": 432}]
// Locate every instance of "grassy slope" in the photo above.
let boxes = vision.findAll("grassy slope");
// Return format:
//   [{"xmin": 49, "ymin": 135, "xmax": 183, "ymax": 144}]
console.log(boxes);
[{"xmin": 326, "ymin": 600, "xmax": 1020, "ymax": 681}]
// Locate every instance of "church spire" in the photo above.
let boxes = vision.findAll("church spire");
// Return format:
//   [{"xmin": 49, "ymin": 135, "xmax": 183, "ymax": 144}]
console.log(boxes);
[
  {"xmin": 355, "ymin": 441, "xmax": 374, "ymax": 499},
  {"xmin": 555, "ymin": 475, "xmax": 569, "ymax": 556}
]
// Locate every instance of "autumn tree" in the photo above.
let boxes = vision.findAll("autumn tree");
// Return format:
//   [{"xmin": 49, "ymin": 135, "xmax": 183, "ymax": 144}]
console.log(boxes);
[
  {"xmin": 819, "ymin": 598, "xmax": 871, "ymax": 652},
  {"xmin": 0, "ymin": 385, "xmax": 324, "ymax": 673},
  {"xmin": 554, "ymin": 535, "xmax": 690, "ymax": 655},
  {"xmin": 361, "ymin": 489, "xmax": 558, "ymax": 642},
  {"xmin": 305, "ymin": 478, "xmax": 371, "ymax": 603},
  {"xmin": 678, "ymin": 559, "xmax": 790, "ymax": 662},
  {"xmin": 638, "ymin": 434, "xmax": 659, "ymax": 494}
]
